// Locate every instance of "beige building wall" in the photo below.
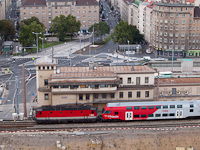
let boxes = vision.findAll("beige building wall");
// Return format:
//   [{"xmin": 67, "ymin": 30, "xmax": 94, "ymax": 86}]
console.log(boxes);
[
  {"xmin": 132, "ymin": 4, "xmax": 138, "ymax": 27},
  {"xmin": 138, "ymin": 2, "xmax": 149, "ymax": 34},
  {"xmin": 144, "ymin": 6, "xmax": 152, "ymax": 43},
  {"xmin": 0, "ymin": 1, "xmax": 5, "ymax": 19}
]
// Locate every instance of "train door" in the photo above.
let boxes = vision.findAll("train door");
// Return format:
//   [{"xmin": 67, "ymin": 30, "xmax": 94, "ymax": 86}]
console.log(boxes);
[
  {"xmin": 176, "ymin": 110, "xmax": 183, "ymax": 118},
  {"xmin": 125, "ymin": 112, "xmax": 133, "ymax": 120}
]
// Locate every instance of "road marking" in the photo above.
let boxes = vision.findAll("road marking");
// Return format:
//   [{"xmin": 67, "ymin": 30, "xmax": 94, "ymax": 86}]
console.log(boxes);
[{"xmin": 7, "ymin": 100, "xmax": 11, "ymax": 102}]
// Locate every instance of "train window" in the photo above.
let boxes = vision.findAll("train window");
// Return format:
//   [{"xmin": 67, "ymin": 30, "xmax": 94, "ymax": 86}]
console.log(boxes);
[
  {"xmin": 92, "ymin": 111, "xmax": 94, "ymax": 113},
  {"xmin": 169, "ymin": 113, "xmax": 175, "ymax": 116},
  {"xmin": 162, "ymin": 114, "xmax": 168, "ymax": 117},
  {"xmin": 156, "ymin": 106, "xmax": 161, "ymax": 109},
  {"xmin": 104, "ymin": 111, "xmax": 111, "ymax": 114},
  {"xmin": 163, "ymin": 105, "xmax": 168, "ymax": 109},
  {"xmin": 155, "ymin": 114, "xmax": 161, "ymax": 117},
  {"xmin": 170, "ymin": 105, "xmax": 175, "ymax": 108},
  {"xmin": 115, "ymin": 112, "xmax": 118, "ymax": 115},
  {"xmin": 81, "ymin": 111, "xmax": 83, "ymax": 113},
  {"xmin": 190, "ymin": 109, "xmax": 194, "ymax": 112},
  {"xmin": 134, "ymin": 115, "xmax": 139, "ymax": 118},
  {"xmin": 134, "ymin": 106, "xmax": 139, "ymax": 110},
  {"xmin": 190, "ymin": 104, "xmax": 194, "ymax": 108},
  {"xmin": 141, "ymin": 106, "xmax": 147, "ymax": 109},
  {"xmin": 50, "ymin": 112, "xmax": 52, "ymax": 114},
  {"xmin": 177, "ymin": 105, "xmax": 182, "ymax": 108},
  {"xmin": 40, "ymin": 112, "xmax": 42, "ymax": 115},
  {"xmin": 141, "ymin": 114, "xmax": 146, "ymax": 117},
  {"xmin": 148, "ymin": 106, "xmax": 154, "ymax": 109},
  {"xmin": 60, "ymin": 112, "xmax": 62, "ymax": 114},
  {"xmin": 148, "ymin": 114, "xmax": 153, "ymax": 117},
  {"xmin": 71, "ymin": 111, "xmax": 73, "ymax": 113},
  {"xmin": 126, "ymin": 107, "xmax": 132, "ymax": 110}
]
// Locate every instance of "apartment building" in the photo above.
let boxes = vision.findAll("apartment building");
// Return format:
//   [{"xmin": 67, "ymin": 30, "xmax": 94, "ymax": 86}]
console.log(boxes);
[
  {"xmin": 20, "ymin": 0, "xmax": 99, "ymax": 33},
  {"xmin": 0, "ymin": 0, "xmax": 6, "ymax": 19},
  {"xmin": 35, "ymin": 56, "xmax": 156, "ymax": 111},
  {"xmin": 138, "ymin": 2, "xmax": 149, "ymax": 34},
  {"xmin": 151, "ymin": 1, "xmax": 200, "ymax": 57}
]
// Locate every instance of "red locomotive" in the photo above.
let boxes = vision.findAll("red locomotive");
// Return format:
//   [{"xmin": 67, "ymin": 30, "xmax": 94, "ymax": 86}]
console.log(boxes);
[{"xmin": 35, "ymin": 104, "xmax": 97, "ymax": 123}]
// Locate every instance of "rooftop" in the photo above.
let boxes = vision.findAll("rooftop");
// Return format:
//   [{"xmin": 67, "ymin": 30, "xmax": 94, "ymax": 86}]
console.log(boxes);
[
  {"xmin": 76, "ymin": 0, "xmax": 98, "ymax": 5},
  {"xmin": 35, "ymin": 56, "xmax": 58, "ymax": 65},
  {"xmin": 158, "ymin": 78, "xmax": 200, "ymax": 84},
  {"xmin": 22, "ymin": 0, "xmax": 46, "ymax": 6}
]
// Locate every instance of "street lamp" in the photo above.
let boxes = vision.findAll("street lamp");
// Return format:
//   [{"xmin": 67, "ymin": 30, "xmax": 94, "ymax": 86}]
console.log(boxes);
[
  {"xmin": 128, "ymin": 40, "xmax": 129, "ymax": 64},
  {"xmin": 32, "ymin": 32, "xmax": 42, "ymax": 58},
  {"xmin": 79, "ymin": 33, "xmax": 82, "ymax": 52},
  {"xmin": 93, "ymin": 23, "xmax": 95, "ymax": 45},
  {"xmin": 39, "ymin": 37, "xmax": 45, "ymax": 56}
]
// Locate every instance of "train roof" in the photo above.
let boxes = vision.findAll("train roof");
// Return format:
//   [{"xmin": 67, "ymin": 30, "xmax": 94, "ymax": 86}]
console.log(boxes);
[{"xmin": 106, "ymin": 100, "xmax": 199, "ymax": 107}]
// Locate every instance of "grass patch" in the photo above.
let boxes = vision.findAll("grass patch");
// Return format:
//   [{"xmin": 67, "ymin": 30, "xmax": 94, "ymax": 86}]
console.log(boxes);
[{"xmin": 104, "ymin": 33, "xmax": 114, "ymax": 44}]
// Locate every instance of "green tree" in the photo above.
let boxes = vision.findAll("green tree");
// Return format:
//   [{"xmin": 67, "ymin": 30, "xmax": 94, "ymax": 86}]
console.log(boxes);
[
  {"xmin": 0, "ymin": 19, "xmax": 15, "ymax": 41},
  {"xmin": 112, "ymin": 20, "xmax": 144, "ymax": 44},
  {"xmin": 19, "ymin": 21, "xmax": 44, "ymax": 53},
  {"xmin": 20, "ymin": 16, "xmax": 44, "ymax": 30},
  {"xmin": 51, "ymin": 14, "xmax": 81, "ymax": 41}
]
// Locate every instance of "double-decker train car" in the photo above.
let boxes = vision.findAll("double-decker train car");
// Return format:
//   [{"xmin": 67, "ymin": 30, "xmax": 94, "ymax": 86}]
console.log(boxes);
[
  {"xmin": 35, "ymin": 104, "xmax": 97, "ymax": 123},
  {"xmin": 102, "ymin": 100, "xmax": 200, "ymax": 121}
]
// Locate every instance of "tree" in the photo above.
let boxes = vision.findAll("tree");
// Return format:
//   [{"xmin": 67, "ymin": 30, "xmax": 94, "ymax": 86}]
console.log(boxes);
[
  {"xmin": 112, "ymin": 20, "xmax": 144, "ymax": 44},
  {"xmin": 88, "ymin": 22, "xmax": 110, "ymax": 39},
  {"xmin": 51, "ymin": 14, "xmax": 81, "ymax": 41},
  {"xmin": 20, "ymin": 16, "xmax": 44, "ymax": 30},
  {"xmin": 19, "ymin": 21, "xmax": 44, "ymax": 53},
  {"xmin": 0, "ymin": 19, "xmax": 15, "ymax": 41}
]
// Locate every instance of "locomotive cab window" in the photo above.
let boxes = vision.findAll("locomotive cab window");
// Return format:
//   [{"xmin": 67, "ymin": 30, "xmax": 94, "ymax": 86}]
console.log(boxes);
[
  {"xmin": 156, "ymin": 106, "xmax": 161, "ymax": 109},
  {"xmin": 40, "ymin": 112, "xmax": 42, "ymax": 115},
  {"xmin": 141, "ymin": 106, "xmax": 147, "ymax": 109},
  {"xmin": 190, "ymin": 104, "xmax": 194, "ymax": 108},
  {"xmin": 134, "ymin": 106, "xmax": 139, "ymax": 110},
  {"xmin": 177, "ymin": 105, "xmax": 182, "ymax": 108},
  {"xmin": 92, "ymin": 111, "xmax": 94, "ymax": 113},
  {"xmin": 104, "ymin": 111, "xmax": 111, "ymax": 114},
  {"xmin": 126, "ymin": 107, "xmax": 132, "ymax": 110},
  {"xmin": 148, "ymin": 106, "xmax": 154, "ymax": 109},
  {"xmin": 163, "ymin": 105, "xmax": 168, "ymax": 109},
  {"xmin": 115, "ymin": 112, "xmax": 118, "ymax": 115}
]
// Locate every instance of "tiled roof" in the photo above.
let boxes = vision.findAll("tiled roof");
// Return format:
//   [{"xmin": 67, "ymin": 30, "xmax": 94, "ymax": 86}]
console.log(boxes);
[
  {"xmin": 194, "ymin": 7, "xmax": 200, "ymax": 18},
  {"xmin": 59, "ymin": 65, "xmax": 155, "ymax": 74},
  {"xmin": 158, "ymin": 78, "xmax": 200, "ymax": 84},
  {"xmin": 76, "ymin": 0, "xmax": 98, "ymax": 5},
  {"xmin": 22, "ymin": 0, "xmax": 46, "ymax": 6},
  {"xmin": 35, "ymin": 56, "xmax": 58, "ymax": 65},
  {"xmin": 51, "ymin": 72, "xmax": 117, "ymax": 78}
]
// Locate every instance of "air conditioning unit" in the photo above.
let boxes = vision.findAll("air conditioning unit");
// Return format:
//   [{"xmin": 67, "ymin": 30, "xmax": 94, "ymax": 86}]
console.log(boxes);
[
  {"xmin": 185, "ymin": 91, "xmax": 188, "ymax": 95},
  {"xmin": 168, "ymin": 92, "xmax": 172, "ymax": 95},
  {"xmin": 160, "ymin": 92, "xmax": 163, "ymax": 95},
  {"xmin": 177, "ymin": 91, "xmax": 180, "ymax": 95}
]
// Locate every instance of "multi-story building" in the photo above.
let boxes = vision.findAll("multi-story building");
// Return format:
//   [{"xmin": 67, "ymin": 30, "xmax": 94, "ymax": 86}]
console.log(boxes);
[
  {"xmin": 20, "ymin": 0, "xmax": 99, "ymax": 33},
  {"xmin": 138, "ymin": 2, "xmax": 149, "ymax": 34},
  {"xmin": 35, "ymin": 56, "xmax": 156, "ymax": 111},
  {"xmin": 0, "ymin": 0, "xmax": 5, "ymax": 19},
  {"xmin": 151, "ymin": 1, "xmax": 200, "ymax": 57}
]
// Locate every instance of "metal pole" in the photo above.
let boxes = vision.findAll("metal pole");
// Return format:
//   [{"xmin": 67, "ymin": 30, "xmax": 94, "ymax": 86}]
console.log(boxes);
[
  {"xmin": 156, "ymin": 71, "xmax": 159, "ymax": 101},
  {"xmin": 128, "ymin": 40, "xmax": 129, "ymax": 64},
  {"xmin": 52, "ymin": 33, "xmax": 53, "ymax": 62},
  {"xmin": 93, "ymin": 24, "xmax": 94, "ymax": 45},
  {"xmin": 70, "ymin": 47, "xmax": 71, "ymax": 66},
  {"xmin": 36, "ymin": 34, "xmax": 38, "ymax": 58},
  {"xmin": 23, "ymin": 64, "xmax": 27, "ymax": 118},
  {"xmin": 89, "ymin": 37, "xmax": 91, "ymax": 56},
  {"xmin": 42, "ymin": 38, "xmax": 44, "ymax": 56},
  {"xmin": 80, "ymin": 35, "xmax": 81, "ymax": 51},
  {"xmin": 172, "ymin": 40, "xmax": 174, "ymax": 71},
  {"xmin": 15, "ymin": 76, "xmax": 19, "ymax": 115}
]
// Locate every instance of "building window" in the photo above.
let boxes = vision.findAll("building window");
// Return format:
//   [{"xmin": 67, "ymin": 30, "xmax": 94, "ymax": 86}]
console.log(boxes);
[
  {"xmin": 86, "ymin": 94, "xmax": 90, "ymax": 100},
  {"xmin": 72, "ymin": 2, "xmax": 74, "ymax": 5},
  {"xmin": 79, "ymin": 94, "xmax": 83, "ymax": 100},
  {"xmin": 44, "ymin": 79, "xmax": 48, "ymax": 86},
  {"xmin": 128, "ymin": 92, "xmax": 132, "ymax": 98},
  {"xmin": 94, "ymin": 93, "xmax": 98, "ymax": 98},
  {"xmin": 128, "ymin": 77, "xmax": 131, "ymax": 84},
  {"xmin": 145, "ymin": 77, "xmax": 149, "ymax": 83},
  {"xmin": 119, "ymin": 92, "xmax": 123, "ymax": 98},
  {"xmin": 182, "ymin": 20, "xmax": 185, "ymax": 24},
  {"xmin": 145, "ymin": 91, "xmax": 149, "ymax": 97},
  {"xmin": 102, "ymin": 93, "xmax": 106, "ymax": 98},
  {"xmin": 119, "ymin": 78, "xmax": 123, "ymax": 84},
  {"xmin": 170, "ymin": 13, "xmax": 173, "ymax": 17},
  {"xmin": 44, "ymin": 94, "xmax": 49, "ymax": 100},
  {"xmin": 136, "ymin": 77, "xmax": 140, "ymax": 85},
  {"xmin": 110, "ymin": 93, "xmax": 115, "ymax": 98},
  {"xmin": 137, "ymin": 91, "xmax": 141, "ymax": 98}
]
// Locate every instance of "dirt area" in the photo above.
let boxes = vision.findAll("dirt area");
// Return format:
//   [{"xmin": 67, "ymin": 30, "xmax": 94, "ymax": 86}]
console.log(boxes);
[{"xmin": 0, "ymin": 128, "xmax": 199, "ymax": 150}]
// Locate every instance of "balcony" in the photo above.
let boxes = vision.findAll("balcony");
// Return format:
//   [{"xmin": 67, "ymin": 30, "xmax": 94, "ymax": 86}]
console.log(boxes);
[{"xmin": 38, "ymin": 86, "xmax": 51, "ymax": 92}]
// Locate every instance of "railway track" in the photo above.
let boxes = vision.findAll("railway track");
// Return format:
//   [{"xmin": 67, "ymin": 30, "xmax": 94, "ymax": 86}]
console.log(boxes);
[{"xmin": 0, "ymin": 119, "xmax": 200, "ymax": 132}]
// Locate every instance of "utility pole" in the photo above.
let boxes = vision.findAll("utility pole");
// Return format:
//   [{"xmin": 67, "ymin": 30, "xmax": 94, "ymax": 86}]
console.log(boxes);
[
  {"xmin": 156, "ymin": 71, "xmax": 159, "ymax": 101},
  {"xmin": 89, "ymin": 37, "xmax": 91, "ymax": 56},
  {"xmin": 80, "ymin": 34, "xmax": 81, "ymax": 51},
  {"xmin": 93, "ymin": 24, "xmax": 94, "ymax": 45},
  {"xmin": 128, "ymin": 40, "xmax": 129, "ymax": 64},
  {"xmin": 32, "ymin": 32, "xmax": 41, "ymax": 58},
  {"xmin": 23, "ymin": 64, "xmax": 27, "ymax": 118},
  {"xmin": 15, "ymin": 76, "xmax": 19, "ymax": 114},
  {"xmin": 70, "ymin": 46, "xmax": 71, "ymax": 66},
  {"xmin": 172, "ymin": 40, "xmax": 174, "ymax": 71},
  {"xmin": 52, "ymin": 32, "xmax": 54, "ymax": 63}
]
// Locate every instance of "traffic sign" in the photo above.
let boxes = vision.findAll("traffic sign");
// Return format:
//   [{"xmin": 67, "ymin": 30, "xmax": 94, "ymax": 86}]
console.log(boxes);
[{"xmin": 32, "ymin": 94, "xmax": 34, "ymax": 96}]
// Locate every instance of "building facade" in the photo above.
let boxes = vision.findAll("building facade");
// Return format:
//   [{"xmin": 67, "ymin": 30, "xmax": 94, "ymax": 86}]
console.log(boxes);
[
  {"xmin": 35, "ymin": 56, "xmax": 156, "ymax": 111},
  {"xmin": 20, "ymin": 0, "xmax": 99, "ymax": 33},
  {"xmin": 151, "ymin": 2, "xmax": 200, "ymax": 57}
]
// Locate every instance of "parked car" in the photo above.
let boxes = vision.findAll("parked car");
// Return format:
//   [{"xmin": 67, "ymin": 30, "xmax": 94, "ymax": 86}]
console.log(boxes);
[
  {"xmin": 155, "ymin": 57, "xmax": 165, "ymax": 61},
  {"xmin": 142, "ymin": 56, "xmax": 151, "ymax": 61}
]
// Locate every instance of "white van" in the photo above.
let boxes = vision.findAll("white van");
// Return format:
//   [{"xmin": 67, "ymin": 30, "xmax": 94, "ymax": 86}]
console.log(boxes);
[{"xmin": 142, "ymin": 56, "xmax": 151, "ymax": 61}]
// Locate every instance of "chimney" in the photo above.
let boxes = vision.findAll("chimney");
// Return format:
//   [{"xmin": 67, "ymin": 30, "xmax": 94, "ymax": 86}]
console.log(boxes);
[{"xmin": 89, "ymin": 61, "xmax": 94, "ymax": 70}]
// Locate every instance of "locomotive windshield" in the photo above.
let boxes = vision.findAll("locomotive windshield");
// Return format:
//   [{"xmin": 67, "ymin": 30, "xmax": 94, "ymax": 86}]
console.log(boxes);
[{"xmin": 103, "ymin": 110, "xmax": 111, "ymax": 114}]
